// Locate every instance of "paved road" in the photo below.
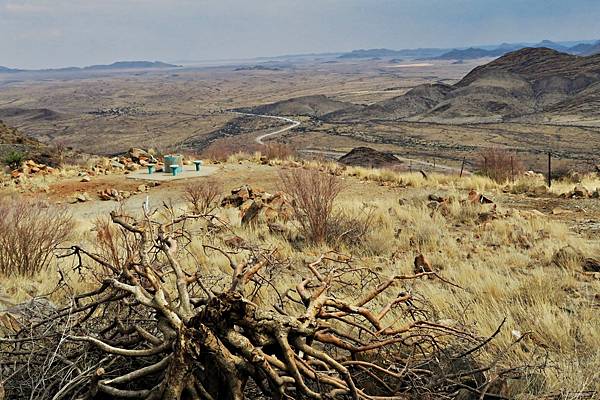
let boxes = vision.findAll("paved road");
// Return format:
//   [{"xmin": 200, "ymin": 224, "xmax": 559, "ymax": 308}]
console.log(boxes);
[{"xmin": 231, "ymin": 111, "xmax": 301, "ymax": 145}]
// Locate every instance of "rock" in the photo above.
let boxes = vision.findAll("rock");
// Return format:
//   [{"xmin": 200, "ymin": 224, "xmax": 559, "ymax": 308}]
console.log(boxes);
[
  {"xmin": 111, "ymin": 160, "xmax": 125, "ymax": 169},
  {"xmin": 414, "ymin": 254, "xmax": 433, "ymax": 274},
  {"xmin": 551, "ymin": 207, "xmax": 572, "ymax": 215},
  {"xmin": 81, "ymin": 176, "xmax": 91, "ymax": 182},
  {"xmin": 126, "ymin": 163, "xmax": 139, "ymax": 171},
  {"xmin": 583, "ymin": 258, "xmax": 600, "ymax": 272},
  {"xmin": 241, "ymin": 200, "xmax": 263, "ymax": 225},
  {"xmin": 572, "ymin": 185, "xmax": 590, "ymax": 198},
  {"xmin": 529, "ymin": 185, "xmax": 548, "ymax": 196},
  {"xmin": 224, "ymin": 236, "xmax": 247, "ymax": 249},
  {"xmin": 128, "ymin": 147, "xmax": 150, "ymax": 162},
  {"xmin": 428, "ymin": 194, "xmax": 447, "ymax": 203},
  {"xmin": 10, "ymin": 170, "xmax": 22, "ymax": 179},
  {"xmin": 137, "ymin": 184, "xmax": 148, "ymax": 193},
  {"xmin": 75, "ymin": 192, "xmax": 91, "ymax": 202},
  {"xmin": 267, "ymin": 222, "xmax": 289, "ymax": 236},
  {"xmin": 592, "ymin": 189, "xmax": 599, "ymax": 199},
  {"xmin": 468, "ymin": 189, "xmax": 493, "ymax": 204}
]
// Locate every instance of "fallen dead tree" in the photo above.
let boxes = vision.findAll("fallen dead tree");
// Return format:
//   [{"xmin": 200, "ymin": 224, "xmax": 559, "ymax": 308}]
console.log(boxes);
[{"xmin": 1, "ymin": 208, "xmax": 514, "ymax": 400}]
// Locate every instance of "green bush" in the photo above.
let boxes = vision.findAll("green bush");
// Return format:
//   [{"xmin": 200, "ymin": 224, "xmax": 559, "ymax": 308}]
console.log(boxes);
[{"xmin": 3, "ymin": 150, "xmax": 26, "ymax": 169}]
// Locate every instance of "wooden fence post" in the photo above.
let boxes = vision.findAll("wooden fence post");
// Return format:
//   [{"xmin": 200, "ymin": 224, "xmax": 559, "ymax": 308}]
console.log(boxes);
[{"xmin": 460, "ymin": 157, "xmax": 465, "ymax": 178}]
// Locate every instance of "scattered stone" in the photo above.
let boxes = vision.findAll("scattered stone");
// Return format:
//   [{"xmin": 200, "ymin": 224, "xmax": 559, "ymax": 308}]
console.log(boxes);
[
  {"xmin": 128, "ymin": 147, "xmax": 151, "ymax": 162},
  {"xmin": 137, "ymin": 184, "xmax": 148, "ymax": 193},
  {"xmin": 428, "ymin": 194, "xmax": 447, "ymax": 203},
  {"xmin": 468, "ymin": 189, "xmax": 494, "ymax": 204},
  {"xmin": 75, "ymin": 192, "xmax": 91, "ymax": 202},
  {"xmin": 414, "ymin": 254, "xmax": 433, "ymax": 274},
  {"xmin": 583, "ymin": 258, "xmax": 600, "ymax": 273},
  {"xmin": 551, "ymin": 207, "xmax": 572, "ymax": 215},
  {"xmin": 111, "ymin": 160, "xmax": 125, "ymax": 169},
  {"xmin": 224, "ymin": 236, "xmax": 247, "ymax": 249},
  {"xmin": 241, "ymin": 200, "xmax": 263, "ymax": 225},
  {"xmin": 222, "ymin": 185, "xmax": 294, "ymax": 223},
  {"xmin": 529, "ymin": 185, "xmax": 548, "ymax": 196},
  {"xmin": 98, "ymin": 188, "xmax": 122, "ymax": 201},
  {"xmin": 81, "ymin": 176, "xmax": 91, "ymax": 183},
  {"xmin": 573, "ymin": 185, "xmax": 590, "ymax": 198}
]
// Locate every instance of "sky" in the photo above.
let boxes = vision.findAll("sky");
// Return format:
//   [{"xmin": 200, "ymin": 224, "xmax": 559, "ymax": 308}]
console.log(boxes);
[{"xmin": 1, "ymin": 0, "xmax": 600, "ymax": 69}]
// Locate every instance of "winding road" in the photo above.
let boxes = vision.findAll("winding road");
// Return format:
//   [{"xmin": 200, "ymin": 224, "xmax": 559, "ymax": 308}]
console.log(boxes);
[
  {"xmin": 231, "ymin": 111, "xmax": 467, "ymax": 173},
  {"xmin": 231, "ymin": 111, "xmax": 301, "ymax": 145}
]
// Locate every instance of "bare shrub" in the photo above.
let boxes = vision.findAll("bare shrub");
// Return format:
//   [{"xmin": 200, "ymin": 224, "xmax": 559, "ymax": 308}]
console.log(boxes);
[
  {"xmin": 261, "ymin": 142, "xmax": 295, "ymax": 160},
  {"xmin": 476, "ymin": 147, "xmax": 525, "ymax": 183},
  {"xmin": 0, "ymin": 198, "xmax": 73, "ymax": 277},
  {"xmin": 183, "ymin": 179, "xmax": 222, "ymax": 214},
  {"xmin": 0, "ymin": 210, "xmax": 505, "ymax": 400},
  {"xmin": 280, "ymin": 168, "xmax": 343, "ymax": 243}
]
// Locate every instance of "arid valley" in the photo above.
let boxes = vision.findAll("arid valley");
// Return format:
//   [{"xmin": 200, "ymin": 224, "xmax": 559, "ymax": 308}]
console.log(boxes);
[{"xmin": 1, "ymin": 4, "xmax": 600, "ymax": 399}]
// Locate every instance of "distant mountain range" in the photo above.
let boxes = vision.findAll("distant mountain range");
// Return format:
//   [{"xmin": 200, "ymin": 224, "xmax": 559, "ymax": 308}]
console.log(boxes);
[
  {"xmin": 0, "ymin": 61, "xmax": 180, "ymax": 74},
  {"xmin": 246, "ymin": 47, "xmax": 600, "ymax": 124},
  {"xmin": 338, "ymin": 39, "xmax": 600, "ymax": 61}
]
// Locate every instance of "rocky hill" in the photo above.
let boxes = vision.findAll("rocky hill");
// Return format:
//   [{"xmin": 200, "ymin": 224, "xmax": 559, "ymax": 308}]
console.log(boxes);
[
  {"xmin": 337, "ymin": 147, "xmax": 402, "ymax": 168},
  {"xmin": 325, "ymin": 48, "xmax": 600, "ymax": 124},
  {"xmin": 237, "ymin": 95, "xmax": 362, "ymax": 118},
  {"xmin": 0, "ymin": 120, "xmax": 55, "ymax": 166}
]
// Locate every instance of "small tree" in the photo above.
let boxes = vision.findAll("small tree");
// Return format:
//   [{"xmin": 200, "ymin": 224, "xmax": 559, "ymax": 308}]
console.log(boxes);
[
  {"xmin": 0, "ymin": 198, "xmax": 73, "ymax": 277},
  {"xmin": 280, "ymin": 168, "xmax": 343, "ymax": 243},
  {"xmin": 183, "ymin": 179, "xmax": 223, "ymax": 214},
  {"xmin": 477, "ymin": 147, "xmax": 524, "ymax": 183}
]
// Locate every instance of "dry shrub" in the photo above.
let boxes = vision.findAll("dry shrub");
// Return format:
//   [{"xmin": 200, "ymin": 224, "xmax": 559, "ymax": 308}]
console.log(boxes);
[
  {"xmin": 280, "ymin": 168, "xmax": 343, "ymax": 243},
  {"xmin": 0, "ymin": 198, "xmax": 72, "ymax": 277},
  {"xmin": 183, "ymin": 179, "xmax": 222, "ymax": 214},
  {"xmin": 202, "ymin": 142, "xmax": 252, "ymax": 162},
  {"xmin": 261, "ymin": 142, "xmax": 295, "ymax": 160},
  {"xmin": 476, "ymin": 147, "xmax": 524, "ymax": 183},
  {"xmin": 328, "ymin": 204, "xmax": 378, "ymax": 249}
]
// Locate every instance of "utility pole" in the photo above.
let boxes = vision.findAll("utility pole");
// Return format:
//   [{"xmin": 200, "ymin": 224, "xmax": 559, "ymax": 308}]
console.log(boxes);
[{"xmin": 547, "ymin": 151, "xmax": 552, "ymax": 187}]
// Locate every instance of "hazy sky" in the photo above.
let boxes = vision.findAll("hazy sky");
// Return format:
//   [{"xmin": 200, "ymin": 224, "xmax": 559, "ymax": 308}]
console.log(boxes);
[{"xmin": 2, "ymin": 0, "xmax": 600, "ymax": 69}]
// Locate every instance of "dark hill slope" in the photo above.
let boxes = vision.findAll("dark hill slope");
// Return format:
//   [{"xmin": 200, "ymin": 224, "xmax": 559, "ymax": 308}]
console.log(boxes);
[
  {"xmin": 338, "ymin": 147, "xmax": 402, "ymax": 168},
  {"xmin": 457, "ymin": 48, "xmax": 600, "ymax": 86},
  {"xmin": 325, "ymin": 84, "xmax": 454, "ymax": 122},
  {"xmin": 0, "ymin": 120, "xmax": 54, "ymax": 165},
  {"xmin": 237, "ymin": 95, "xmax": 362, "ymax": 118}
]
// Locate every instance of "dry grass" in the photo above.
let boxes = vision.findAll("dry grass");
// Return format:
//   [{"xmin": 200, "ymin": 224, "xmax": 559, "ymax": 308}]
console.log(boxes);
[{"xmin": 1, "ymin": 159, "xmax": 598, "ymax": 398}]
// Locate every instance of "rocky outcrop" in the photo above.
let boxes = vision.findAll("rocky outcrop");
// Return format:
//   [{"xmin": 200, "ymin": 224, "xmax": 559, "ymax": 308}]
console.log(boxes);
[{"xmin": 338, "ymin": 147, "xmax": 402, "ymax": 168}]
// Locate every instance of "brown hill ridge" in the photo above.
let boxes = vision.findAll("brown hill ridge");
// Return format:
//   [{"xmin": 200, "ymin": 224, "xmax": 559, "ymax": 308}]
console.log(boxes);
[{"xmin": 246, "ymin": 48, "xmax": 600, "ymax": 125}]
